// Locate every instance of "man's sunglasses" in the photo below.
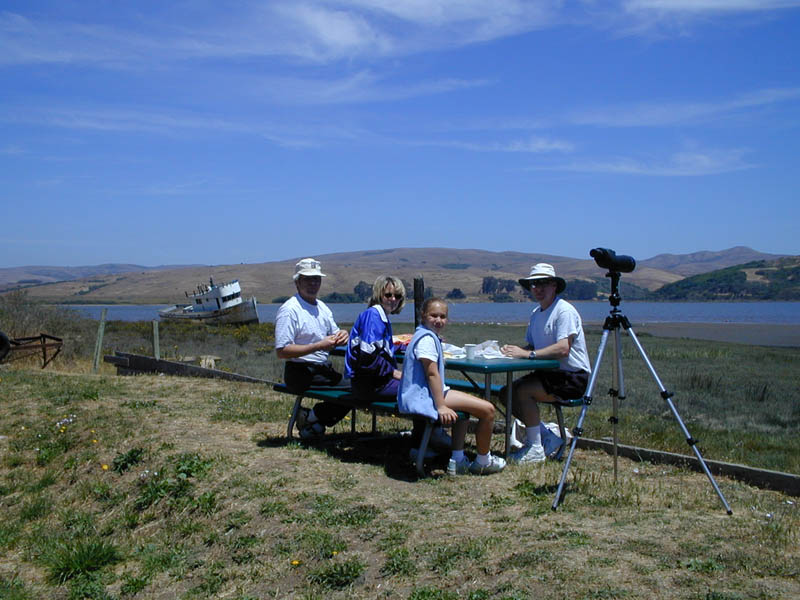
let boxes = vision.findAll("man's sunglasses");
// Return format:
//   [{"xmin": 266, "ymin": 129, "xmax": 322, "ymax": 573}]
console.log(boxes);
[{"xmin": 528, "ymin": 279, "xmax": 554, "ymax": 289}]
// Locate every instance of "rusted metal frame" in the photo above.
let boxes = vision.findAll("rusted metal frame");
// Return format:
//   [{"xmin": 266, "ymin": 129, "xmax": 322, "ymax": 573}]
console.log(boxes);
[{"xmin": 6, "ymin": 333, "xmax": 64, "ymax": 368}]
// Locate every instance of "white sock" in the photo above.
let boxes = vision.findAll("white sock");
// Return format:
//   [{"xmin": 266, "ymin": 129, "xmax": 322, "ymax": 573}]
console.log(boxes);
[
  {"xmin": 526, "ymin": 426, "xmax": 542, "ymax": 446},
  {"xmin": 451, "ymin": 450, "xmax": 465, "ymax": 462},
  {"xmin": 475, "ymin": 452, "xmax": 491, "ymax": 466}
]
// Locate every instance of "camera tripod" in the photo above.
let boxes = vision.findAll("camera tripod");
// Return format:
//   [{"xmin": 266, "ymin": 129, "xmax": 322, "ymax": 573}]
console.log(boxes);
[{"xmin": 552, "ymin": 269, "xmax": 732, "ymax": 514}]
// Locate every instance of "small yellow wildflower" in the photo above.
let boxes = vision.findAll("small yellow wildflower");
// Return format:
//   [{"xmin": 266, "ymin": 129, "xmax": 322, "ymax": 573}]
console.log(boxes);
[
  {"xmin": 331, "ymin": 551, "xmax": 339, "ymax": 556},
  {"xmin": 60, "ymin": 427, "xmax": 66, "ymax": 433},
  {"xmin": 291, "ymin": 560, "xmax": 301, "ymax": 566},
  {"xmin": 92, "ymin": 439, "xmax": 98, "ymax": 444},
  {"xmin": 101, "ymin": 464, "xmax": 109, "ymax": 471}
]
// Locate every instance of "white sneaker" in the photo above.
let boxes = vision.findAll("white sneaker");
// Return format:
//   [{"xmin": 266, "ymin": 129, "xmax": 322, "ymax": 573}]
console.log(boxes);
[
  {"xmin": 469, "ymin": 454, "xmax": 506, "ymax": 475},
  {"xmin": 446, "ymin": 457, "xmax": 472, "ymax": 475},
  {"xmin": 508, "ymin": 442, "xmax": 546, "ymax": 464}
]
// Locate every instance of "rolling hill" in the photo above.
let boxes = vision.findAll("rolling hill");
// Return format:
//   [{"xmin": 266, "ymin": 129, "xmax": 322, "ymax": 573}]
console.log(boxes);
[{"xmin": 0, "ymin": 247, "xmax": 791, "ymax": 304}]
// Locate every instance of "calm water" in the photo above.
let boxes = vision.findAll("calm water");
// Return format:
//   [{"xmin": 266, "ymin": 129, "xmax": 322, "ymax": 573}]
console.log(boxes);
[{"xmin": 62, "ymin": 301, "xmax": 800, "ymax": 325}]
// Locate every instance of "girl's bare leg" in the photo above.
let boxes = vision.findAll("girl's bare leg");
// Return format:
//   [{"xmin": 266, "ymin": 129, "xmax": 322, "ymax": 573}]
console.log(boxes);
[{"xmin": 443, "ymin": 390, "xmax": 496, "ymax": 455}]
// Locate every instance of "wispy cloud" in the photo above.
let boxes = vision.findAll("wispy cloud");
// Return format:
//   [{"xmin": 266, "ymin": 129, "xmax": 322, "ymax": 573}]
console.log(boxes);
[
  {"xmin": 259, "ymin": 70, "xmax": 490, "ymax": 104},
  {"xmin": 0, "ymin": 2, "xmax": 562, "ymax": 68},
  {"xmin": 2, "ymin": 2, "xmax": 796, "ymax": 69},
  {"xmin": 529, "ymin": 147, "xmax": 754, "ymax": 176},
  {"xmin": 1, "ymin": 105, "xmax": 363, "ymax": 148},
  {"xmin": 568, "ymin": 87, "xmax": 800, "ymax": 127},
  {"xmin": 414, "ymin": 135, "xmax": 573, "ymax": 153},
  {"xmin": 0, "ymin": 144, "xmax": 26, "ymax": 155},
  {"xmin": 623, "ymin": 1, "xmax": 800, "ymax": 14}
]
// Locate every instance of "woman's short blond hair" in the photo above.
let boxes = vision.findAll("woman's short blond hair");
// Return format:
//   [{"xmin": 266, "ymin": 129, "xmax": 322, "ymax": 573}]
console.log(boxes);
[{"xmin": 369, "ymin": 275, "xmax": 406, "ymax": 314}]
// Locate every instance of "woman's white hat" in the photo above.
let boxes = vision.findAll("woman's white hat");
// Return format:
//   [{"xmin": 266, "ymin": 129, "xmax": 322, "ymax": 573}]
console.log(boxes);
[
  {"xmin": 293, "ymin": 258, "xmax": 326, "ymax": 281},
  {"xmin": 518, "ymin": 263, "xmax": 566, "ymax": 294}
]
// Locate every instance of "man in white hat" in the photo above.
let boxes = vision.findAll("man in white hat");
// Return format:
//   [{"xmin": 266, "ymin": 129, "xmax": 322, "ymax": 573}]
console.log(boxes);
[
  {"xmin": 500, "ymin": 263, "xmax": 591, "ymax": 463},
  {"xmin": 275, "ymin": 258, "xmax": 351, "ymax": 438}
]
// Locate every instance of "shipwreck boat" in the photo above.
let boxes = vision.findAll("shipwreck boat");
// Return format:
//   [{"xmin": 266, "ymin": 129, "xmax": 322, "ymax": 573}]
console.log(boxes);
[{"xmin": 159, "ymin": 278, "xmax": 259, "ymax": 325}]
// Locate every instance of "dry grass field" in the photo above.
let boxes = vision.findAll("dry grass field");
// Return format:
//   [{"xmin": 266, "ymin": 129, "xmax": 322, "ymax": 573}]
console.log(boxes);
[
  {"xmin": 0, "ymin": 365, "xmax": 797, "ymax": 599},
  {"xmin": 0, "ymin": 300, "xmax": 798, "ymax": 599}
]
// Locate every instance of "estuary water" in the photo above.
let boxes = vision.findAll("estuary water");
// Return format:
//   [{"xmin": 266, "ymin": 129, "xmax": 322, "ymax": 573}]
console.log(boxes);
[{"xmin": 62, "ymin": 301, "xmax": 800, "ymax": 325}]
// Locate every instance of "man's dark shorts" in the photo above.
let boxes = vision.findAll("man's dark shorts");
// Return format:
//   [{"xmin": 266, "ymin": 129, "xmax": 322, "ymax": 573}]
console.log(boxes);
[
  {"xmin": 512, "ymin": 369, "xmax": 589, "ymax": 400},
  {"xmin": 284, "ymin": 360, "xmax": 347, "ymax": 393}
]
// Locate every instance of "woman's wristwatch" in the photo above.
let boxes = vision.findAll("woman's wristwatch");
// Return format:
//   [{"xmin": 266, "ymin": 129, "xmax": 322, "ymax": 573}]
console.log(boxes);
[{"xmin": 528, "ymin": 350, "xmax": 537, "ymax": 359}]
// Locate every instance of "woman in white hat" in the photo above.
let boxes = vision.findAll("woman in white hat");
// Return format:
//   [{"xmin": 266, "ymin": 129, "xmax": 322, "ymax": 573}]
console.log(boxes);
[{"xmin": 500, "ymin": 263, "xmax": 591, "ymax": 463}]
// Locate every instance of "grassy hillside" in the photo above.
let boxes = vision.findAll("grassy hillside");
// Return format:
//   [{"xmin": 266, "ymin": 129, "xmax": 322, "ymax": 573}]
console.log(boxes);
[
  {"xmin": 655, "ymin": 257, "xmax": 800, "ymax": 300},
  {"xmin": 0, "ymin": 248, "xmax": 687, "ymax": 304}
]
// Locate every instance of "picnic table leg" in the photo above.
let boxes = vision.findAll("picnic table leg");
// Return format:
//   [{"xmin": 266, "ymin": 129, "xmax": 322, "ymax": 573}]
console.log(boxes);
[
  {"xmin": 287, "ymin": 395, "xmax": 304, "ymax": 439},
  {"xmin": 416, "ymin": 421, "xmax": 434, "ymax": 477},
  {"xmin": 505, "ymin": 373, "xmax": 513, "ymax": 456},
  {"xmin": 351, "ymin": 408, "xmax": 357, "ymax": 433}
]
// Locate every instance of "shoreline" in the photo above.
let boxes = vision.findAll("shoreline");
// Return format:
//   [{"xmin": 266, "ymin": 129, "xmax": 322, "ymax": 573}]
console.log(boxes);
[{"xmin": 584, "ymin": 322, "xmax": 800, "ymax": 347}]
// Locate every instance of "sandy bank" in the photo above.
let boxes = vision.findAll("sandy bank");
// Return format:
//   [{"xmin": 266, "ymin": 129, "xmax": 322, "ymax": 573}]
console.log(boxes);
[{"xmin": 583, "ymin": 321, "xmax": 800, "ymax": 347}]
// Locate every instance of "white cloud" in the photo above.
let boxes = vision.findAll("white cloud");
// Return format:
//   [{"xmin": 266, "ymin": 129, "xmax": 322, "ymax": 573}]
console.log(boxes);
[
  {"xmin": 259, "ymin": 70, "xmax": 490, "ymax": 104},
  {"xmin": 568, "ymin": 87, "xmax": 800, "ymax": 127},
  {"xmin": 623, "ymin": 0, "xmax": 800, "ymax": 14},
  {"xmin": 417, "ymin": 135, "xmax": 573, "ymax": 153},
  {"xmin": 530, "ymin": 147, "xmax": 754, "ymax": 175},
  {"xmin": 1, "ymin": 105, "xmax": 363, "ymax": 149}
]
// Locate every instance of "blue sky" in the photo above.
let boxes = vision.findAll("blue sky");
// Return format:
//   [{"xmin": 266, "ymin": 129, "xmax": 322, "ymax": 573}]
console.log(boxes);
[{"xmin": 2, "ymin": 1, "xmax": 799, "ymax": 268}]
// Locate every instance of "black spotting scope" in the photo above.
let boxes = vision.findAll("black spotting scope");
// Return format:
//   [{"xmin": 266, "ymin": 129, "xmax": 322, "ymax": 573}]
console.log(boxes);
[{"xmin": 590, "ymin": 248, "xmax": 636, "ymax": 273}]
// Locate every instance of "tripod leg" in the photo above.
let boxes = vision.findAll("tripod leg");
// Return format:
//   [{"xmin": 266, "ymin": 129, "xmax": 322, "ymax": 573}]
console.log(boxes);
[
  {"xmin": 624, "ymin": 326, "xmax": 733, "ymax": 515},
  {"xmin": 610, "ymin": 327, "xmax": 624, "ymax": 483},
  {"xmin": 552, "ymin": 328, "xmax": 610, "ymax": 511}
]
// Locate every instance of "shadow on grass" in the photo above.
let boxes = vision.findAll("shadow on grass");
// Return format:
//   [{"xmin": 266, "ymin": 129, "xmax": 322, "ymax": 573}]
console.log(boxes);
[{"xmin": 256, "ymin": 432, "xmax": 449, "ymax": 482}]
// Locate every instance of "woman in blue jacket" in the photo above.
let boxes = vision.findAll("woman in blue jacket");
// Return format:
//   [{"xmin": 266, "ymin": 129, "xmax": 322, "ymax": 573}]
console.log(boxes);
[{"xmin": 345, "ymin": 275, "xmax": 405, "ymax": 400}]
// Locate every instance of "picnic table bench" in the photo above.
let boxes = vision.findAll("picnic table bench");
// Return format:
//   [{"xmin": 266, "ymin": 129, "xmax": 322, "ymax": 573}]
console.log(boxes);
[{"xmin": 273, "ymin": 383, "xmax": 468, "ymax": 476}]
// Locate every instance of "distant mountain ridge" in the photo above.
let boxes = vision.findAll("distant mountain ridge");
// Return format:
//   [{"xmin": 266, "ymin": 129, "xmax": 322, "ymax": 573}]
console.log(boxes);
[
  {"xmin": 639, "ymin": 246, "xmax": 781, "ymax": 276},
  {"xmin": 0, "ymin": 263, "xmax": 201, "ymax": 288},
  {"xmin": 0, "ymin": 247, "xmax": 792, "ymax": 303}
]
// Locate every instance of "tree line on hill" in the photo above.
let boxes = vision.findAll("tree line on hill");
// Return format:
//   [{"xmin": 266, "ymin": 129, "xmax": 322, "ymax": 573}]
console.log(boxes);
[{"xmin": 269, "ymin": 260, "xmax": 799, "ymax": 304}]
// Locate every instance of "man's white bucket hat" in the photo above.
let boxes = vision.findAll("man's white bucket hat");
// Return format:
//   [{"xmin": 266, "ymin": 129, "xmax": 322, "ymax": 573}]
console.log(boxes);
[
  {"xmin": 518, "ymin": 263, "xmax": 566, "ymax": 294},
  {"xmin": 293, "ymin": 258, "xmax": 326, "ymax": 281}
]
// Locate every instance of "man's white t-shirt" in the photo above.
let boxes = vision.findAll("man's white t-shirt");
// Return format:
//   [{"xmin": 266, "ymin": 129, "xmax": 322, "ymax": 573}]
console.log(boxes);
[
  {"xmin": 275, "ymin": 294, "xmax": 339, "ymax": 364},
  {"xmin": 525, "ymin": 297, "xmax": 591, "ymax": 373}
]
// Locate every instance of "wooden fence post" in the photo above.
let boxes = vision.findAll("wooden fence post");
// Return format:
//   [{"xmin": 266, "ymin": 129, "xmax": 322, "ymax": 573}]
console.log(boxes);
[
  {"xmin": 92, "ymin": 308, "xmax": 107, "ymax": 373},
  {"xmin": 152, "ymin": 320, "xmax": 160, "ymax": 360},
  {"xmin": 413, "ymin": 277, "xmax": 424, "ymax": 328}
]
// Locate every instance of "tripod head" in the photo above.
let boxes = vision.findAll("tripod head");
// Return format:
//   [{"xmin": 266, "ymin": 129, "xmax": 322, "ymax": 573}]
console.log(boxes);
[{"xmin": 590, "ymin": 248, "xmax": 636, "ymax": 310}]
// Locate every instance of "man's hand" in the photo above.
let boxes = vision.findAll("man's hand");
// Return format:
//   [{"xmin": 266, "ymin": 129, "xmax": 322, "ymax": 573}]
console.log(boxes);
[
  {"xmin": 501, "ymin": 344, "xmax": 529, "ymax": 359},
  {"xmin": 437, "ymin": 406, "xmax": 458, "ymax": 425},
  {"xmin": 332, "ymin": 329, "xmax": 349, "ymax": 345}
]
